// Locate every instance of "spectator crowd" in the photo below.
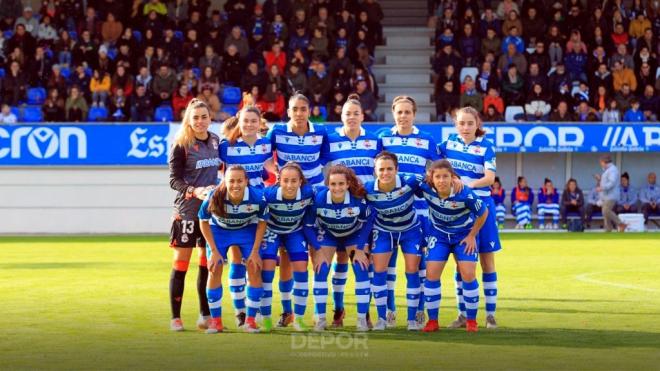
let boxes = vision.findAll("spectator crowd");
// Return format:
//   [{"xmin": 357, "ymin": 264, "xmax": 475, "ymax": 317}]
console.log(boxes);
[
  {"xmin": 0, "ymin": 0, "xmax": 384, "ymax": 123},
  {"xmin": 430, "ymin": 0, "xmax": 660, "ymax": 123}
]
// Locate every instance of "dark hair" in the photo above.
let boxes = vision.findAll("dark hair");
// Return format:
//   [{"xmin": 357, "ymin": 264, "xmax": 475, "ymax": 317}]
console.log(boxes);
[
  {"xmin": 208, "ymin": 166, "xmax": 248, "ymax": 218},
  {"xmin": 391, "ymin": 95, "xmax": 418, "ymax": 113},
  {"xmin": 224, "ymin": 106, "xmax": 263, "ymax": 145},
  {"xmin": 565, "ymin": 178, "xmax": 578, "ymax": 192},
  {"xmin": 493, "ymin": 176, "xmax": 502, "ymax": 186},
  {"xmin": 425, "ymin": 160, "xmax": 458, "ymax": 187},
  {"xmin": 277, "ymin": 161, "xmax": 307, "ymax": 186},
  {"xmin": 544, "ymin": 178, "xmax": 552, "ymax": 185},
  {"xmin": 374, "ymin": 151, "xmax": 398, "ymax": 169},
  {"xmin": 621, "ymin": 172, "xmax": 629, "ymax": 180},
  {"xmin": 288, "ymin": 91, "xmax": 310, "ymax": 107},
  {"xmin": 517, "ymin": 176, "xmax": 526, "ymax": 185},
  {"xmin": 325, "ymin": 165, "xmax": 366, "ymax": 198}
]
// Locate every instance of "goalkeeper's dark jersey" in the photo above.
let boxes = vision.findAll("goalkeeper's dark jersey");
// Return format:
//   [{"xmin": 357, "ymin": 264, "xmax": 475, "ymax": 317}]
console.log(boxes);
[{"xmin": 169, "ymin": 133, "xmax": 221, "ymax": 220}]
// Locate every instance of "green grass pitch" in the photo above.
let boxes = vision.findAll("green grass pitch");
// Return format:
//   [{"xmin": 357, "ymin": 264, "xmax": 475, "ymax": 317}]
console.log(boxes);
[{"xmin": 1, "ymin": 233, "xmax": 659, "ymax": 370}]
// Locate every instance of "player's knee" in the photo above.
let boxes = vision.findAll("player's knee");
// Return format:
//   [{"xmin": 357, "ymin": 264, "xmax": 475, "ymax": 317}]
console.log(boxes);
[{"xmin": 173, "ymin": 259, "xmax": 190, "ymax": 272}]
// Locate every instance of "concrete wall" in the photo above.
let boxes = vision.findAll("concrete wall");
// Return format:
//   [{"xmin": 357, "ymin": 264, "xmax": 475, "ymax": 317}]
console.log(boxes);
[{"xmin": 1, "ymin": 151, "xmax": 657, "ymax": 234}]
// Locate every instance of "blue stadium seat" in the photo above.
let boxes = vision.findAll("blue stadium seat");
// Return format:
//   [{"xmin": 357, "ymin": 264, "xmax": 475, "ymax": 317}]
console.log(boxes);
[
  {"xmin": 0, "ymin": 68, "xmax": 5, "ymax": 78},
  {"xmin": 132, "ymin": 30, "xmax": 142, "ymax": 43},
  {"xmin": 460, "ymin": 67, "xmax": 479, "ymax": 83},
  {"xmin": 317, "ymin": 105, "xmax": 328, "ymax": 120},
  {"xmin": 505, "ymin": 106, "xmax": 525, "ymax": 122},
  {"xmin": 10, "ymin": 106, "xmax": 21, "ymax": 120},
  {"xmin": 222, "ymin": 104, "xmax": 239, "ymax": 117},
  {"xmin": 107, "ymin": 48, "xmax": 118, "ymax": 60},
  {"xmin": 3, "ymin": 30, "xmax": 13, "ymax": 39},
  {"xmin": 154, "ymin": 106, "xmax": 174, "ymax": 122},
  {"xmin": 192, "ymin": 67, "xmax": 201, "ymax": 79},
  {"xmin": 222, "ymin": 87, "xmax": 241, "ymax": 104},
  {"xmin": 22, "ymin": 106, "xmax": 43, "ymax": 122},
  {"xmin": 88, "ymin": 106, "xmax": 108, "ymax": 121},
  {"xmin": 174, "ymin": 30, "xmax": 183, "ymax": 40},
  {"xmin": 60, "ymin": 67, "xmax": 71, "ymax": 79},
  {"xmin": 69, "ymin": 30, "xmax": 78, "ymax": 41},
  {"xmin": 27, "ymin": 87, "xmax": 47, "ymax": 105},
  {"xmin": 85, "ymin": 67, "xmax": 92, "ymax": 77}
]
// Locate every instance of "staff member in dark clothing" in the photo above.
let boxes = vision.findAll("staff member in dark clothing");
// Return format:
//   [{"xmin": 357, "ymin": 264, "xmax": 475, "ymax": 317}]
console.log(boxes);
[
  {"xmin": 168, "ymin": 98, "xmax": 221, "ymax": 332},
  {"xmin": 560, "ymin": 178, "xmax": 585, "ymax": 225}
]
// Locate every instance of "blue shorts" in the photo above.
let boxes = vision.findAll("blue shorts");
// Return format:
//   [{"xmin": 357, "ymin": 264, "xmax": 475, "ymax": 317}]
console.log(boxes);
[
  {"xmin": 260, "ymin": 228, "xmax": 309, "ymax": 261},
  {"xmin": 314, "ymin": 226, "xmax": 363, "ymax": 252},
  {"xmin": 371, "ymin": 225, "xmax": 423, "ymax": 256},
  {"xmin": 206, "ymin": 224, "xmax": 256, "ymax": 262},
  {"xmin": 478, "ymin": 196, "xmax": 502, "ymax": 253},
  {"xmin": 426, "ymin": 228, "xmax": 478, "ymax": 262}
]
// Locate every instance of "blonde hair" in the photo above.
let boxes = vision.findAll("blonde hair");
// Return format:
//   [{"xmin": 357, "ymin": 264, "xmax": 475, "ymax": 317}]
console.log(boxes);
[{"xmin": 173, "ymin": 98, "xmax": 211, "ymax": 148}]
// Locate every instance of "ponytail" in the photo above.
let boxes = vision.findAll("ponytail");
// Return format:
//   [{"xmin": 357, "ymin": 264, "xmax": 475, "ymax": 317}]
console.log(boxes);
[{"xmin": 224, "ymin": 106, "xmax": 263, "ymax": 145}]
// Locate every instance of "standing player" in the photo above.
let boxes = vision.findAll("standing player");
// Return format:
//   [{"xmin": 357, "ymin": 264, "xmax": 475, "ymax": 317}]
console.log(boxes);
[
  {"xmin": 198, "ymin": 166, "xmax": 268, "ymax": 333},
  {"xmin": 266, "ymin": 93, "xmax": 327, "ymax": 327},
  {"xmin": 365, "ymin": 151, "xmax": 424, "ymax": 331},
  {"xmin": 438, "ymin": 106, "xmax": 501, "ymax": 329},
  {"xmin": 320, "ymin": 94, "xmax": 381, "ymax": 327},
  {"xmin": 418, "ymin": 160, "xmax": 488, "ymax": 333},
  {"xmin": 246, "ymin": 162, "xmax": 315, "ymax": 332},
  {"xmin": 491, "ymin": 177, "xmax": 506, "ymax": 229},
  {"xmin": 167, "ymin": 99, "xmax": 220, "ymax": 331},
  {"xmin": 379, "ymin": 96, "xmax": 439, "ymax": 327},
  {"xmin": 306, "ymin": 165, "xmax": 374, "ymax": 331},
  {"xmin": 217, "ymin": 106, "xmax": 272, "ymax": 327}
]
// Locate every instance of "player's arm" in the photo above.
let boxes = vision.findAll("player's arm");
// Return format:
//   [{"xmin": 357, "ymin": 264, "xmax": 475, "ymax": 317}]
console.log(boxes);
[
  {"xmin": 169, "ymin": 145, "xmax": 211, "ymax": 200},
  {"xmin": 468, "ymin": 146, "xmax": 496, "ymax": 189},
  {"xmin": 198, "ymin": 196, "xmax": 223, "ymax": 270},
  {"xmin": 460, "ymin": 194, "xmax": 489, "ymax": 255},
  {"xmin": 247, "ymin": 220, "xmax": 268, "ymax": 270}
]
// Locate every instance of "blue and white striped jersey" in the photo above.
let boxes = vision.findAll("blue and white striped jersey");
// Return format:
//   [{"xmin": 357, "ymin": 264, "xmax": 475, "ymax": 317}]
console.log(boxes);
[
  {"xmin": 378, "ymin": 126, "xmax": 439, "ymax": 177},
  {"xmin": 417, "ymin": 183, "xmax": 486, "ymax": 235},
  {"xmin": 263, "ymin": 183, "xmax": 315, "ymax": 234},
  {"xmin": 307, "ymin": 187, "xmax": 372, "ymax": 238},
  {"xmin": 267, "ymin": 121, "xmax": 327, "ymax": 187},
  {"xmin": 365, "ymin": 175, "xmax": 422, "ymax": 232},
  {"xmin": 219, "ymin": 136, "xmax": 272, "ymax": 187},
  {"xmin": 438, "ymin": 134, "xmax": 496, "ymax": 198},
  {"xmin": 378, "ymin": 126, "xmax": 439, "ymax": 215},
  {"xmin": 322, "ymin": 127, "xmax": 381, "ymax": 184},
  {"xmin": 198, "ymin": 186, "xmax": 268, "ymax": 229}
]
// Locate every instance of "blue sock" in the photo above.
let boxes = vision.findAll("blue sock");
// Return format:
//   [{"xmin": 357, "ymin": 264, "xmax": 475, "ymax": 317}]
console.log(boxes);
[
  {"xmin": 405, "ymin": 272, "xmax": 421, "ymax": 321},
  {"xmin": 462, "ymin": 279, "xmax": 480, "ymax": 321},
  {"xmin": 424, "ymin": 279, "xmax": 441, "ymax": 320},
  {"xmin": 353, "ymin": 262, "xmax": 371, "ymax": 319},
  {"xmin": 455, "ymin": 271, "xmax": 466, "ymax": 317},
  {"xmin": 418, "ymin": 257, "xmax": 426, "ymax": 312},
  {"xmin": 279, "ymin": 278, "xmax": 293, "ymax": 314},
  {"xmin": 313, "ymin": 262, "xmax": 330, "ymax": 319},
  {"xmin": 371, "ymin": 270, "xmax": 388, "ymax": 320},
  {"xmin": 261, "ymin": 270, "xmax": 275, "ymax": 318},
  {"xmin": 229, "ymin": 263, "xmax": 246, "ymax": 312},
  {"xmin": 483, "ymin": 272, "xmax": 498, "ymax": 317},
  {"xmin": 206, "ymin": 286, "xmax": 223, "ymax": 319},
  {"xmin": 386, "ymin": 249, "xmax": 397, "ymax": 312},
  {"xmin": 332, "ymin": 262, "xmax": 348, "ymax": 310},
  {"xmin": 246, "ymin": 285, "xmax": 263, "ymax": 318},
  {"xmin": 292, "ymin": 271, "xmax": 309, "ymax": 317}
]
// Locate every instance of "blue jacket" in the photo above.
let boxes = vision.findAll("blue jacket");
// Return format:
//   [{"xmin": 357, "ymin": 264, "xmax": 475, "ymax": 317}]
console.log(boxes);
[{"xmin": 623, "ymin": 109, "xmax": 644, "ymax": 122}]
